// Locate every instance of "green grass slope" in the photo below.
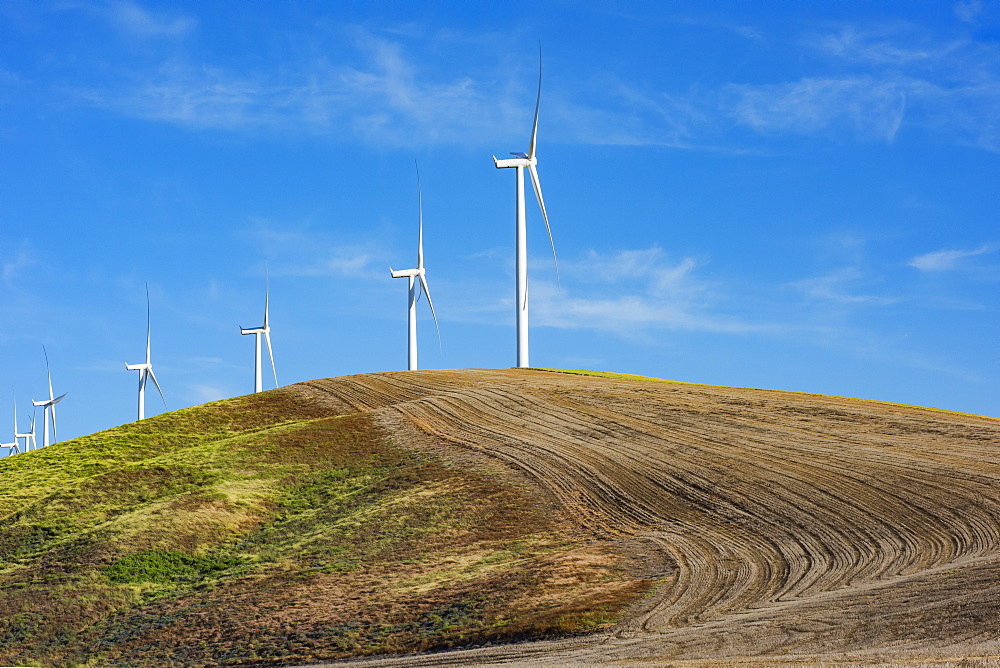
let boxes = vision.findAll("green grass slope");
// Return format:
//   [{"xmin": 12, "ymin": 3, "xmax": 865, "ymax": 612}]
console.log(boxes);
[{"xmin": 0, "ymin": 387, "xmax": 646, "ymax": 667}]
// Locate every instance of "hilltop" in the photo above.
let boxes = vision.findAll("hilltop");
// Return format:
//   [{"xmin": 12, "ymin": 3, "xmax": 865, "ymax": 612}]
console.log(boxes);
[{"xmin": 1, "ymin": 369, "xmax": 999, "ymax": 667}]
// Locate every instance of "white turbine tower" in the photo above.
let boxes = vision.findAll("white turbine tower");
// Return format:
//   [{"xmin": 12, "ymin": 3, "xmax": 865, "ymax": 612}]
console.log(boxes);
[
  {"xmin": 125, "ymin": 286, "xmax": 165, "ymax": 421},
  {"xmin": 389, "ymin": 163, "xmax": 441, "ymax": 371},
  {"xmin": 32, "ymin": 347, "xmax": 66, "ymax": 447},
  {"xmin": 240, "ymin": 273, "xmax": 277, "ymax": 393},
  {"xmin": 492, "ymin": 46, "xmax": 558, "ymax": 368}
]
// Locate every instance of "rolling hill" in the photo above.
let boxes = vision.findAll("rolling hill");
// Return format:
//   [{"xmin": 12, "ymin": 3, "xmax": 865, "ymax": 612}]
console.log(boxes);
[{"xmin": 2, "ymin": 368, "xmax": 999, "ymax": 667}]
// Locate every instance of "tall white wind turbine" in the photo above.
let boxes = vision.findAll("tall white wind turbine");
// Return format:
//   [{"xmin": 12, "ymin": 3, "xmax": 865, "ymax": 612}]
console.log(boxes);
[
  {"xmin": 32, "ymin": 347, "xmax": 66, "ymax": 447},
  {"xmin": 125, "ymin": 286, "xmax": 165, "ymax": 421},
  {"xmin": 240, "ymin": 272, "xmax": 277, "ymax": 393},
  {"xmin": 389, "ymin": 163, "xmax": 441, "ymax": 371},
  {"xmin": 492, "ymin": 46, "xmax": 558, "ymax": 368}
]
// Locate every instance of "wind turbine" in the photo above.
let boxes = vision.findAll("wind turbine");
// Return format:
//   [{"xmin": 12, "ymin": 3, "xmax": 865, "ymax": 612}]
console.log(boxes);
[
  {"xmin": 389, "ymin": 163, "xmax": 441, "ymax": 371},
  {"xmin": 240, "ymin": 271, "xmax": 277, "ymax": 393},
  {"xmin": 1, "ymin": 403, "xmax": 17, "ymax": 456},
  {"xmin": 492, "ymin": 46, "xmax": 558, "ymax": 368},
  {"xmin": 125, "ymin": 286, "xmax": 165, "ymax": 421},
  {"xmin": 32, "ymin": 347, "xmax": 66, "ymax": 447},
  {"xmin": 0, "ymin": 439, "xmax": 16, "ymax": 457},
  {"xmin": 15, "ymin": 403, "xmax": 37, "ymax": 453},
  {"xmin": 12, "ymin": 396, "xmax": 36, "ymax": 453}
]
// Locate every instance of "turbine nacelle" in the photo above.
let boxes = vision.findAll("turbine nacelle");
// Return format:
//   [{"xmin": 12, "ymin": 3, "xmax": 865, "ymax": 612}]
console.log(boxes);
[
  {"xmin": 240, "ymin": 326, "xmax": 268, "ymax": 335},
  {"xmin": 389, "ymin": 267, "xmax": 423, "ymax": 279},
  {"xmin": 493, "ymin": 155, "xmax": 535, "ymax": 169},
  {"xmin": 32, "ymin": 393, "xmax": 66, "ymax": 408}
]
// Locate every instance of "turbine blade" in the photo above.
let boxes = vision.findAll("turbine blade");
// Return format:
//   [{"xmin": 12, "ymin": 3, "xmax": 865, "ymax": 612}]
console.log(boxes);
[
  {"xmin": 50, "ymin": 403, "xmax": 57, "ymax": 443},
  {"xmin": 44, "ymin": 345, "xmax": 54, "ymax": 401},
  {"xmin": 528, "ymin": 44, "xmax": 542, "ymax": 160},
  {"xmin": 529, "ymin": 164, "xmax": 559, "ymax": 285},
  {"xmin": 148, "ymin": 367, "xmax": 166, "ymax": 407},
  {"xmin": 145, "ymin": 283, "xmax": 151, "ymax": 364},
  {"xmin": 12, "ymin": 395, "xmax": 17, "ymax": 435},
  {"xmin": 264, "ymin": 331, "xmax": 277, "ymax": 388},
  {"xmin": 263, "ymin": 266, "xmax": 270, "ymax": 330},
  {"xmin": 416, "ymin": 161, "xmax": 424, "ymax": 270},
  {"xmin": 418, "ymin": 274, "xmax": 442, "ymax": 353}
]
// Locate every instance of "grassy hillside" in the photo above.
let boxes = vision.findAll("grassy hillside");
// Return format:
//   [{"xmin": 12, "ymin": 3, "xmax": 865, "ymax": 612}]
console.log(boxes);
[{"xmin": 0, "ymin": 385, "xmax": 649, "ymax": 667}]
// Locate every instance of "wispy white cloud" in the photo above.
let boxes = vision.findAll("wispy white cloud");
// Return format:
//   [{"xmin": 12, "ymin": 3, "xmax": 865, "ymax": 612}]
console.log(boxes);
[
  {"xmin": 727, "ymin": 76, "xmax": 908, "ymax": 142},
  {"xmin": 551, "ymin": 83, "xmax": 705, "ymax": 148},
  {"xmin": 909, "ymin": 245, "xmax": 993, "ymax": 271},
  {"xmin": 74, "ymin": 28, "xmax": 516, "ymax": 145},
  {"xmin": 77, "ymin": 63, "xmax": 265, "ymax": 128},
  {"xmin": 62, "ymin": 18, "xmax": 1000, "ymax": 152},
  {"xmin": 105, "ymin": 1, "xmax": 196, "ymax": 38},
  {"xmin": 955, "ymin": 0, "xmax": 984, "ymax": 23},
  {"xmin": 795, "ymin": 24, "xmax": 1000, "ymax": 150},
  {"xmin": 564, "ymin": 248, "xmax": 704, "ymax": 299},
  {"xmin": 793, "ymin": 267, "xmax": 900, "ymax": 305},
  {"xmin": 534, "ymin": 289, "xmax": 766, "ymax": 335},
  {"xmin": 243, "ymin": 220, "xmax": 383, "ymax": 279},
  {"xmin": 530, "ymin": 247, "xmax": 776, "ymax": 336},
  {"xmin": 269, "ymin": 245, "xmax": 377, "ymax": 278},
  {"xmin": 2, "ymin": 243, "xmax": 36, "ymax": 283},
  {"xmin": 807, "ymin": 26, "xmax": 966, "ymax": 66}
]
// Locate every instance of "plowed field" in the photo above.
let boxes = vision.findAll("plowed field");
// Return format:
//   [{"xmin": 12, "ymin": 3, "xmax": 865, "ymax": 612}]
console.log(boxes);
[{"xmin": 289, "ymin": 368, "xmax": 1000, "ymax": 667}]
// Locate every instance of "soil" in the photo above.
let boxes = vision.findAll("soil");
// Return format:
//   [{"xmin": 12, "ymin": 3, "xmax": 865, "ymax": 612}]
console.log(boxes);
[{"xmin": 287, "ymin": 368, "xmax": 1000, "ymax": 667}]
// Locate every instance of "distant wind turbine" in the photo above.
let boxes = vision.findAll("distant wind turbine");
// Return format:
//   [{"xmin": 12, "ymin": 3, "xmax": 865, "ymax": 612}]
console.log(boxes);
[
  {"xmin": 492, "ymin": 45, "xmax": 558, "ymax": 368},
  {"xmin": 240, "ymin": 271, "xmax": 277, "ymax": 393},
  {"xmin": 1, "ymin": 401, "xmax": 18, "ymax": 455},
  {"xmin": 32, "ymin": 347, "xmax": 66, "ymax": 447},
  {"xmin": 389, "ymin": 163, "xmax": 441, "ymax": 371},
  {"xmin": 15, "ymin": 401, "xmax": 37, "ymax": 453},
  {"xmin": 124, "ymin": 286, "xmax": 165, "ymax": 421},
  {"xmin": 12, "ymin": 395, "xmax": 36, "ymax": 453}
]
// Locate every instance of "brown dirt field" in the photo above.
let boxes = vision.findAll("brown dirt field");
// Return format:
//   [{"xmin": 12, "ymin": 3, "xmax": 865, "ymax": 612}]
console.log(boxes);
[{"xmin": 285, "ymin": 368, "xmax": 1000, "ymax": 667}]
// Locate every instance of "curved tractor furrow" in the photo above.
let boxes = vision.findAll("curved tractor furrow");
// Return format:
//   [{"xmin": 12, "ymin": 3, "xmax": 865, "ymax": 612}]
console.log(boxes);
[{"xmin": 386, "ymin": 389, "xmax": 844, "ymax": 624}]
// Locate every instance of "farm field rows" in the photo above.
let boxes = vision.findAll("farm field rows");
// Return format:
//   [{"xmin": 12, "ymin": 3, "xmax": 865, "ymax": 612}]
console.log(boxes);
[{"xmin": 291, "ymin": 368, "xmax": 1000, "ymax": 666}]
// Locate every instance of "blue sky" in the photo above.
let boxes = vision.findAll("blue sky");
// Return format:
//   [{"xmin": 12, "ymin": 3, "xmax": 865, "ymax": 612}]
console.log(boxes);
[{"xmin": 1, "ymin": 1, "xmax": 998, "ymax": 446}]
